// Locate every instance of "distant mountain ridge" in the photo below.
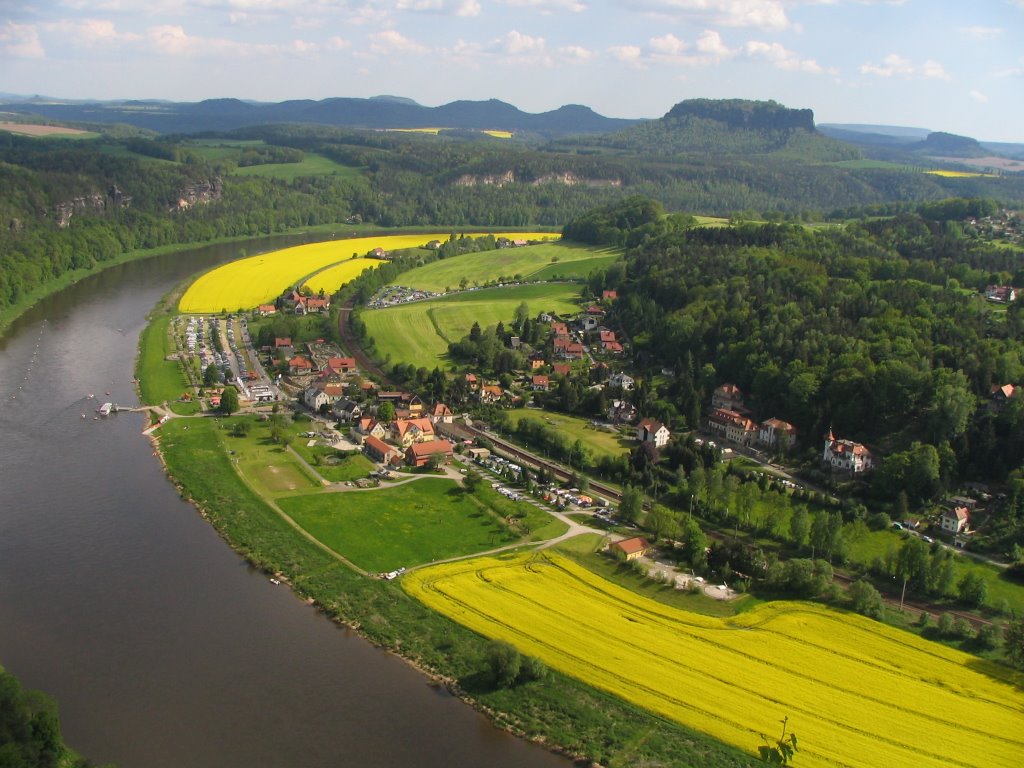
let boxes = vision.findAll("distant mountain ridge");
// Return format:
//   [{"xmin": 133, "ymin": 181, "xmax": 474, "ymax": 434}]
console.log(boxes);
[{"xmin": 0, "ymin": 95, "xmax": 638, "ymax": 137}]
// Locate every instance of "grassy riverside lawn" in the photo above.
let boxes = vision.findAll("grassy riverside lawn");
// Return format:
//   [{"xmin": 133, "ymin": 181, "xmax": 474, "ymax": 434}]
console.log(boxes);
[
  {"xmin": 505, "ymin": 407, "xmax": 632, "ymax": 463},
  {"xmin": 278, "ymin": 478, "xmax": 519, "ymax": 573},
  {"xmin": 152, "ymin": 414, "xmax": 762, "ymax": 767},
  {"xmin": 361, "ymin": 283, "xmax": 582, "ymax": 370},
  {"xmin": 405, "ymin": 552, "xmax": 1024, "ymax": 768},
  {"xmin": 392, "ymin": 241, "xmax": 610, "ymax": 293},
  {"xmin": 136, "ymin": 314, "xmax": 203, "ymax": 415}
]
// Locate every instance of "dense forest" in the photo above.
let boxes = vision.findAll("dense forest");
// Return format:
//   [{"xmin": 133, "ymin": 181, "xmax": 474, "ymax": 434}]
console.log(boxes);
[{"xmin": 566, "ymin": 196, "xmax": 1024, "ymax": 553}]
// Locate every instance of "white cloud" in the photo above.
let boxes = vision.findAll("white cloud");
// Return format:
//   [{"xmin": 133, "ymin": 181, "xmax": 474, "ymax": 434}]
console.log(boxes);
[
  {"xmin": 499, "ymin": 29, "xmax": 546, "ymax": 54},
  {"xmin": 969, "ymin": 90, "xmax": 988, "ymax": 103},
  {"xmin": 497, "ymin": 0, "xmax": 587, "ymax": 12},
  {"xmin": 860, "ymin": 53, "xmax": 950, "ymax": 80},
  {"xmin": 368, "ymin": 29, "xmax": 427, "ymax": 55},
  {"xmin": 0, "ymin": 21, "xmax": 44, "ymax": 58},
  {"xmin": 325, "ymin": 35, "xmax": 350, "ymax": 49},
  {"xmin": 456, "ymin": 0, "xmax": 482, "ymax": 15},
  {"xmin": 608, "ymin": 44, "xmax": 645, "ymax": 68},
  {"xmin": 695, "ymin": 29, "xmax": 731, "ymax": 58},
  {"xmin": 558, "ymin": 44, "xmax": 594, "ymax": 61},
  {"xmin": 74, "ymin": 18, "xmax": 142, "ymax": 45},
  {"xmin": 744, "ymin": 40, "xmax": 822, "ymax": 73},
  {"xmin": 618, "ymin": 0, "xmax": 789, "ymax": 30},
  {"xmin": 962, "ymin": 26, "xmax": 1001, "ymax": 40},
  {"xmin": 395, "ymin": 0, "xmax": 480, "ymax": 13},
  {"xmin": 649, "ymin": 32, "xmax": 688, "ymax": 57}
]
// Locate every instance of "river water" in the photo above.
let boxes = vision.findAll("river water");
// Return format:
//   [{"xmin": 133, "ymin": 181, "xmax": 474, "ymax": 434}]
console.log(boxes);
[{"xmin": 0, "ymin": 237, "xmax": 569, "ymax": 768}]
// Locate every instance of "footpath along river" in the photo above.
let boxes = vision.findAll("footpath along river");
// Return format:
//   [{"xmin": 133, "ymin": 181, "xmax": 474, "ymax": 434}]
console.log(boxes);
[{"xmin": 0, "ymin": 236, "xmax": 569, "ymax": 768}]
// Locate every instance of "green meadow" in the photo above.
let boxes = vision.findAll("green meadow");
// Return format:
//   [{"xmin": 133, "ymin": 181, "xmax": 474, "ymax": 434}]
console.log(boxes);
[{"xmin": 362, "ymin": 283, "xmax": 582, "ymax": 370}]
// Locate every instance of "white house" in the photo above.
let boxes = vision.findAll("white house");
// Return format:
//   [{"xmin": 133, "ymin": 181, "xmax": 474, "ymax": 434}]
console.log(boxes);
[
  {"xmin": 941, "ymin": 506, "xmax": 970, "ymax": 534},
  {"xmin": 609, "ymin": 372, "xmax": 635, "ymax": 391},
  {"xmin": 822, "ymin": 430, "xmax": 873, "ymax": 473},
  {"xmin": 637, "ymin": 418, "xmax": 670, "ymax": 448},
  {"xmin": 303, "ymin": 385, "xmax": 332, "ymax": 412},
  {"xmin": 759, "ymin": 418, "xmax": 797, "ymax": 451}
]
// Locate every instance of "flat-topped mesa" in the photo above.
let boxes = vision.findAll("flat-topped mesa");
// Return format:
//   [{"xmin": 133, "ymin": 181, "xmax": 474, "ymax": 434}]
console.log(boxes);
[{"xmin": 665, "ymin": 98, "xmax": 816, "ymax": 132}]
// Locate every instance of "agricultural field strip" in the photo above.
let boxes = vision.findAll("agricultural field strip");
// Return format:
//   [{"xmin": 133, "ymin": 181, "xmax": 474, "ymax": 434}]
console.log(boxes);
[
  {"xmin": 391, "ymin": 241, "xmax": 615, "ymax": 294},
  {"xmin": 406, "ymin": 554, "xmax": 1024, "ymax": 768}
]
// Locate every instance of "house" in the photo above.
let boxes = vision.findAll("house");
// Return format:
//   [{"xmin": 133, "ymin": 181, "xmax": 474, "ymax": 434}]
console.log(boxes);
[
  {"xmin": 429, "ymin": 403, "xmax": 454, "ymax": 424},
  {"xmin": 758, "ymin": 418, "xmax": 797, "ymax": 451},
  {"xmin": 586, "ymin": 305, "xmax": 605, "ymax": 316},
  {"xmin": 529, "ymin": 357, "xmax": 545, "ymax": 370},
  {"xmin": 707, "ymin": 408, "xmax": 758, "ymax": 445},
  {"xmin": 288, "ymin": 355, "xmax": 313, "ymax": 374},
  {"xmin": 370, "ymin": 246, "xmax": 388, "ymax": 259},
  {"xmin": 479, "ymin": 384, "xmax": 504, "ymax": 404},
  {"xmin": 985, "ymin": 285, "xmax": 1017, "ymax": 303},
  {"xmin": 324, "ymin": 356, "xmax": 357, "ymax": 373},
  {"xmin": 364, "ymin": 435, "xmax": 402, "ymax": 465},
  {"xmin": 552, "ymin": 363, "xmax": 572, "ymax": 377},
  {"xmin": 608, "ymin": 372, "xmax": 635, "ymax": 391},
  {"xmin": 602, "ymin": 290, "xmax": 618, "ymax": 301},
  {"xmin": 426, "ymin": 239, "xmax": 441, "ymax": 250},
  {"xmin": 304, "ymin": 297, "xmax": 330, "ymax": 313},
  {"xmin": 335, "ymin": 399, "xmax": 363, "ymax": 422},
  {"xmin": 607, "ymin": 399, "xmax": 638, "ymax": 423},
  {"xmin": 637, "ymin": 418, "xmax": 670, "ymax": 448},
  {"xmin": 464, "ymin": 373, "xmax": 479, "ymax": 391},
  {"xmin": 532, "ymin": 375, "xmax": 550, "ymax": 391},
  {"xmin": 822, "ymin": 430, "xmax": 873, "ymax": 473},
  {"xmin": 603, "ymin": 341, "xmax": 624, "ymax": 354},
  {"xmin": 581, "ymin": 316, "xmax": 599, "ymax": 331},
  {"xmin": 599, "ymin": 329, "xmax": 616, "ymax": 344},
  {"xmin": 551, "ymin": 321, "xmax": 569, "ymax": 336},
  {"xmin": 390, "ymin": 418, "xmax": 435, "ymax": 447},
  {"xmin": 303, "ymin": 386, "xmax": 331, "ymax": 412},
  {"xmin": 258, "ymin": 304, "xmax": 277, "ymax": 316},
  {"xmin": 990, "ymin": 383, "xmax": 1016, "ymax": 409},
  {"xmin": 611, "ymin": 536, "xmax": 650, "ymax": 561},
  {"xmin": 354, "ymin": 417, "xmax": 387, "ymax": 440},
  {"xmin": 941, "ymin": 506, "xmax": 970, "ymax": 534},
  {"xmin": 274, "ymin": 337, "xmax": 293, "ymax": 350},
  {"xmin": 553, "ymin": 338, "xmax": 584, "ymax": 360},
  {"xmin": 406, "ymin": 439, "xmax": 454, "ymax": 468},
  {"xmin": 711, "ymin": 383, "xmax": 744, "ymax": 412}
]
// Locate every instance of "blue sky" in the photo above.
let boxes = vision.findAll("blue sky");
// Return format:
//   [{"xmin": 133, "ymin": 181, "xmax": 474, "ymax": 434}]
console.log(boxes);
[{"xmin": 1, "ymin": 1, "xmax": 1022, "ymax": 141}]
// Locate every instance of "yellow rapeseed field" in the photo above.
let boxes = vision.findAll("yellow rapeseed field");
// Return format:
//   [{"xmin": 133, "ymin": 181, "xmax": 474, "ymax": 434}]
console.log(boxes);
[
  {"xmin": 925, "ymin": 169, "xmax": 994, "ymax": 178},
  {"xmin": 302, "ymin": 258, "xmax": 381, "ymax": 295},
  {"xmin": 483, "ymin": 130, "xmax": 513, "ymax": 139},
  {"xmin": 405, "ymin": 553, "xmax": 1024, "ymax": 768},
  {"xmin": 179, "ymin": 232, "xmax": 559, "ymax": 313}
]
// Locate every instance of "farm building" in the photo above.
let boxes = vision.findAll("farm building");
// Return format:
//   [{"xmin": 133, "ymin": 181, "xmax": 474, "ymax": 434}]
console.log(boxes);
[
  {"xmin": 406, "ymin": 439, "xmax": 454, "ymax": 468},
  {"xmin": 611, "ymin": 537, "xmax": 651, "ymax": 561}
]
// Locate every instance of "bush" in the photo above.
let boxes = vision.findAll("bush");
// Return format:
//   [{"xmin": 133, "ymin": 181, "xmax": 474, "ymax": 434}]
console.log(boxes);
[
  {"xmin": 937, "ymin": 612, "xmax": 955, "ymax": 637},
  {"xmin": 519, "ymin": 656, "xmax": 548, "ymax": 683},
  {"xmin": 848, "ymin": 579, "xmax": 884, "ymax": 619},
  {"xmin": 975, "ymin": 623, "xmax": 1001, "ymax": 651},
  {"xmin": 952, "ymin": 617, "xmax": 975, "ymax": 640},
  {"xmin": 487, "ymin": 641, "xmax": 521, "ymax": 688}
]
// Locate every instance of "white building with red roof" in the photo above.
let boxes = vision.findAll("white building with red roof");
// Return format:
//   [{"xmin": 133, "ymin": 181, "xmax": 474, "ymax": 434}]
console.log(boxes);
[{"xmin": 822, "ymin": 430, "xmax": 873, "ymax": 473}]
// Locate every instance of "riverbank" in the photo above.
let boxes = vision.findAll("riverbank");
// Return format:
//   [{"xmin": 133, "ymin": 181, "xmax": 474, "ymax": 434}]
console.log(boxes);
[{"xmin": 139, "ymin": 311, "xmax": 758, "ymax": 767}]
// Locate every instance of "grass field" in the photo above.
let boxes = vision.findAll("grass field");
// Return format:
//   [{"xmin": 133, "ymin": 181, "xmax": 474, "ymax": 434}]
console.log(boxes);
[
  {"xmin": 301, "ymin": 257, "xmax": 382, "ymax": 295},
  {"xmin": 136, "ymin": 315, "xmax": 199, "ymax": 413},
  {"xmin": 362, "ymin": 283, "xmax": 582, "ymax": 370},
  {"xmin": 506, "ymin": 407, "xmax": 631, "ymax": 462},
  {"xmin": 406, "ymin": 552, "xmax": 1024, "ymax": 768},
  {"xmin": 278, "ymin": 478, "xmax": 517, "ymax": 572},
  {"xmin": 394, "ymin": 241, "xmax": 611, "ymax": 293}
]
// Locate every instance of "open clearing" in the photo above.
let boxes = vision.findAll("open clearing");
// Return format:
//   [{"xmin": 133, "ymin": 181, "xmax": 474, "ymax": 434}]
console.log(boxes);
[
  {"xmin": 405, "ymin": 552, "xmax": 1024, "ymax": 768},
  {"xmin": 0, "ymin": 121, "xmax": 96, "ymax": 138},
  {"xmin": 362, "ymin": 283, "xmax": 581, "ymax": 370},
  {"xmin": 278, "ymin": 478, "xmax": 517, "ymax": 572},
  {"xmin": 505, "ymin": 407, "xmax": 631, "ymax": 462},
  {"xmin": 394, "ymin": 241, "xmax": 613, "ymax": 293}
]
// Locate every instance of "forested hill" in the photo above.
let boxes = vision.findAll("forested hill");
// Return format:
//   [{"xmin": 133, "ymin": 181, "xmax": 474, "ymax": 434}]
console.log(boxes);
[
  {"xmin": 574, "ymin": 196, "xmax": 1024, "ymax": 552},
  {"xmin": 554, "ymin": 98, "xmax": 859, "ymax": 160}
]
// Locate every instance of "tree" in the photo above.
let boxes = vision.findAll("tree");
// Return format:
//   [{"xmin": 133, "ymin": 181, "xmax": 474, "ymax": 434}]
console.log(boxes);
[
  {"xmin": 957, "ymin": 572, "xmax": 988, "ymax": 608},
  {"xmin": 758, "ymin": 716, "xmax": 798, "ymax": 765},
  {"xmin": 678, "ymin": 517, "xmax": 708, "ymax": 570},
  {"xmin": 219, "ymin": 386, "xmax": 239, "ymax": 415},
  {"xmin": 619, "ymin": 485, "xmax": 643, "ymax": 523},
  {"xmin": 204, "ymin": 362, "xmax": 220, "ymax": 386},
  {"xmin": 1007, "ymin": 616, "xmax": 1024, "ymax": 668},
  {"xmin": 848, "ymin": 579, "xmax": 884, "ymax": 619},
  {"xmin": 646, "ymin": 504, "xmax": 679, "ymax": 542},
  {"xmin": 377, "ymin": 401, "xmax": 395, "ymax": 423},
  {"xmin": 487, "ymin": 640, "xmax": 521, "ymax": 688},
  {"xmin": 789, "ymin": 507, "xmax": 810, "ymax": 549}
]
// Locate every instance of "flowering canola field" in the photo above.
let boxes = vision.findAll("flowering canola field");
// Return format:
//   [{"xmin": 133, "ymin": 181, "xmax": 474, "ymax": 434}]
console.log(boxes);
[
  {"xmin": 405, "ymin": 553, "xmax": 1024, "ymax": 768},
  {"xmin": 179, "ymin": 232, "xmax": 558, "ymax": 313},
  {"xmin": 302, "ymin": 258, "xmax": 382, "ymax": 295}
]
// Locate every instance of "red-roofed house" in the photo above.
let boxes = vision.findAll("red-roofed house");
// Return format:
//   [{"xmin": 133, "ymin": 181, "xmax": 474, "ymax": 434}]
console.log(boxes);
[
  {"xmin": 275, "ymin": 337, "xmax": 293, "ymax": 349},
  {"xmin": 637, "ymin": 418, "xmax": 671, "ymax": 448},
  {"xmin": 258, "ymin": 304, "xmax": 277, "ymax": 316},
  {"xmin": 325, "ymin": 357, "xmax": 357, "ymax": 373},
  {"xmin": 599, "ymin": 329, "xmax": 616, "ymax": 344},
  {"xmin": 603, "ymin": 341, "xmax": 624, "ymax": 354},
  {"xmin": 288, "ymin": 355, "xmax": 313, "ymax": 374},
  {"xmin": 941, "ymin": 506, "xmax": 970, "ymax": 534},
  {"xmin": 364, "ymin": 435, "xmax": 402, "ymax": 465},
  {"xmin": 822, "ymin": 430, "xmax": 873, "ymax": 473},
  {"xmin": 406, "ymin": 439, "xmax": 454, "ymax": 468},
  {"xmin": 532, "ymin": 375, "xmax": 550, "ymax": 391},
  {"xmin": 602, "ymin": 290, "xmax": 618, "ymax": 301},
  {"xmin": 429, "ymin": 403, "xmax": 454, "ymax": 424},
  {"xmin": 551, "ymin": 321, "xmax": 569, "ymax": 336},
  {"xmin": 304, "ymin": 297, "xmax": 330, "ymax": 313},
  {"xmin": 758, "ymin": 418, "xmax": 797, "ymax": 451},
  {"xmin": 707, "ymin": 408, "xmax": 758, "ymax": 445},
  {"xmin": 711, "ymin": 383, "xmax": 745, "ymax": 411},
  {"xmin": 611, "ymin": 536, "xmax": 650, "ymax": 561},
  {"xmin": 390, "ymin": 418, "xmax": 436, "ymax": 447},
  {"xmin": 479, "ymin": 384, "xmax": 504, "ymax": 404},
  {"xmin": 552, "ymin": 363, "xmax": 572, "ymax": 377}
]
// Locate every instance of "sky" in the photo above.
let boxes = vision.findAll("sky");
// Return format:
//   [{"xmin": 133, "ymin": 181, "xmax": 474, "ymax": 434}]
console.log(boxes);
[{"xmin": 1, "ymin": 1, "xmax": 1022, "ymax": 141}]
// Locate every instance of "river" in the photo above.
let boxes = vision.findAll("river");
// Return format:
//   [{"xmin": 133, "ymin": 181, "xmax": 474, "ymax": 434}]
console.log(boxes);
[{"xmin": 0, "ymin": 237, "xmax": 569, "ymax": 768}]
